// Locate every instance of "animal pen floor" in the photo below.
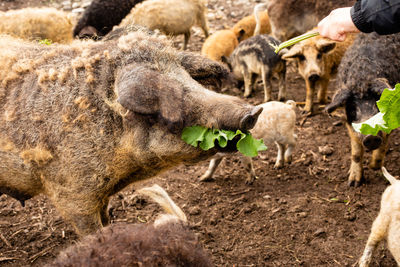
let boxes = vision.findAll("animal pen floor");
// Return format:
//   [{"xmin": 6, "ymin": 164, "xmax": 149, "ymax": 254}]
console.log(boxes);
[{"xmin": 0, "ymin": 0, "xmax": 399, "ymax": 266}]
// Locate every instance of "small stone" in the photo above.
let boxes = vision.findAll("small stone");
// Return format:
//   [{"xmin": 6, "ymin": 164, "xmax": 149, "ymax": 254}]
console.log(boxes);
[
  {"xmin": 318, "ymin": 145, "xmax": 334, "ymax": 156},
  {"xmin": 188, "ymin": 207, "xmax": 201, "ymax": 216},
  {"xmin": 72, "ymin": 7, "xmax": 85, "ymax": 13},
  {"xmin": 313, "ymin": 228, "xmax": 326, "ymax": 237}
]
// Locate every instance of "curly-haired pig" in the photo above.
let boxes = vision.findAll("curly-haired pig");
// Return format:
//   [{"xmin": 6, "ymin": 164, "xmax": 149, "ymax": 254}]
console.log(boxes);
[
  {"xmin": 229, "ymin": 34, "xmax": 287, "ymax": 102},
  {"xmin": 200, "ymin": 100, "xmax": 297, "ymax": 184},
  {"xmin": 326, "ymin": 32, "xmax": 400, "ymax": 187},
  {"xmin": 119, "ymin": 0, "xmax": 209, "ymax": 50},
  {"xmin": 73, "ymin": 0, "xmax": 145, "ymax": 39},
  {"xmin": 0, "ymin": 29, "xmax": 263, "ymax": 236},
  {"xmin": 282, "ymin": 28, "xmax": 356, "ymax": 115}
]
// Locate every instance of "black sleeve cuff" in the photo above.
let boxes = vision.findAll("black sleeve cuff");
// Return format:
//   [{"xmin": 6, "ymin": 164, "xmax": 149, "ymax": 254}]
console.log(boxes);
[{"xmin": 351, "ymin": 0, "xmax": 374, "ymax": 33}]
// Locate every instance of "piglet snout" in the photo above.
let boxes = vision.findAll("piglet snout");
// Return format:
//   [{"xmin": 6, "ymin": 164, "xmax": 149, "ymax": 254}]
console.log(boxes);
[
  {"xmin": 239, "ymin": 106, "xmax": 263, "ymax": 131},
  {"xmin": 362, "ymin": 134, "xmax": 382, "ymax": 151}
]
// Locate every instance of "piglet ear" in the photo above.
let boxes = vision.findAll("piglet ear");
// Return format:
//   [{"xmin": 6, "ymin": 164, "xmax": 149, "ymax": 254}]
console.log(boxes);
[
  {"xmin": 316, "ymin": 38, "xmax": 336, "ymax": 54},
  {"xmin": 116, "ymin": 65, "xmax": 183, "ymax": 131},
  {"xmin": 281, "ymin": 45, "xmax": 302, "ymax": 61}
]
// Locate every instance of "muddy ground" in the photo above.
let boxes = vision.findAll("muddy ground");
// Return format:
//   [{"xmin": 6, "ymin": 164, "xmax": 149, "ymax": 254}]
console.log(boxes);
[{"xmin": 0, "ymin": 0, "xmax": 399, "ymax": 266}]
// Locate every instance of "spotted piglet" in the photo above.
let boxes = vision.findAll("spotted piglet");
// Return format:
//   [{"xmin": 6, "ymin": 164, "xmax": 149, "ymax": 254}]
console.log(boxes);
[{"xmin": 229, "ymin": 34, "xmax": 287, "ymax": 102}]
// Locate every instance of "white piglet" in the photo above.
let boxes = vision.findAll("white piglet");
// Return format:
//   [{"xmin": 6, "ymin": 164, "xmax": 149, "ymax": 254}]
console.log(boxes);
[
  {"xmin": 200, "ymin": 100, "xmax": 297, "ymax": 184},
  {"xmin": 359, "ymin": 167, "xmax": 400, "ymax": 267}
]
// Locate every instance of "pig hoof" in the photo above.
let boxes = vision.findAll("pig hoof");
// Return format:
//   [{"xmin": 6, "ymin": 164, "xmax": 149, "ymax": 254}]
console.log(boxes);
[
  {"xmin": 245, "ymin": 177, "xmax": 257, "ymax": 185},
  {"xmin": 369, "ymin": 160, "xmax": 383, "ymax": 170},
  {"xmin": 199, "ymin": 175, "xmax": 215, "ymax": 182},
  {"xmin": 284, "ymin": 156, "xmax": 292, "ymax": 164},
  {"xmin": 273, "ymin": 162, "xmax": 284, "ymax": 169},
  {"xmin": 300, "ymin": 109, "xmax": 313, "ymax": 117},
  {"xmin": 348, "ymin": 177, "xmax": 365, "ymax": 187}
]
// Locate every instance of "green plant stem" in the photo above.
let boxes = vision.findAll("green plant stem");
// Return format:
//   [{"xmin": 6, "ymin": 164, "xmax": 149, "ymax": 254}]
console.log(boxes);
[{"xmin": 273, "ymin": 32, "xmax": 320, "ymax": 53}]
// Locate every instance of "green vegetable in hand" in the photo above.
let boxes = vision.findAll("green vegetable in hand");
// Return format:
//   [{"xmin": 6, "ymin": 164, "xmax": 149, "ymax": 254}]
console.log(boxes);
[
  {"xmin": 353, "ymin": 83, "xmax": 400, "ymax": 135},
  {"xmin": 181, "ymin": 126, "xmax": 267, "ymax": 157},
  {"xmin": 271, "ymin": 32, "xmax": 320, "ymax": 54}
]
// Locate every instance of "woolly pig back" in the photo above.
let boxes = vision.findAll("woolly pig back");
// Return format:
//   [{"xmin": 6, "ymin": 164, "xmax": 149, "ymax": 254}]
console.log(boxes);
[
  {"xmin": 337, "ymin": 33, "xmax": 400, "ymax": 98},
  {"xmin": 0, "ymin": 8, "xmax": 76, "ymax": 43},
  {"xmin": 0, "ymin": 30, "xmax": 181, "ymax": 154}
]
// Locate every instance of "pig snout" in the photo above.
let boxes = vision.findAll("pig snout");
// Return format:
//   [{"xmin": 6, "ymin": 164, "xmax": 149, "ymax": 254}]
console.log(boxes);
[
  {"xmin": 362, "ymin": 134, "xmax": 382, "ymax": 151},
  {"xmin": 308, "ymin": 73, "xmax": 320, "ymax": 83},
  {"xmin": 239, "ymin": 106, "xmax": 263, "ymax": 131}
]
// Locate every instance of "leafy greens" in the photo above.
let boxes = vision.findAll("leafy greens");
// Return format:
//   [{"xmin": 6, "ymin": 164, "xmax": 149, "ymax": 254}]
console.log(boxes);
[
  {"xmin": 181, "ymin": 126, "xmax": 267, "ymax": 157},
  {"xmin": 353, "ymin": 83, "xmax": 400, "ymax": 135}
]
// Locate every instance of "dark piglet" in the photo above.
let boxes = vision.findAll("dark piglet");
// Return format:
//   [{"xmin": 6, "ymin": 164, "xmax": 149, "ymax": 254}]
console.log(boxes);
[{"xmin": 326, "ymin": 32, "xmax": 400, "ymax": 186}]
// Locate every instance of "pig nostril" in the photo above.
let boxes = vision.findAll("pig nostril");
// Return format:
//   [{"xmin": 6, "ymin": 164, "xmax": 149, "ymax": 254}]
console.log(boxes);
[
  {"xmin": 240, "ymin": 106, "xmax": 263, "ymax": 131},
  {"xmin": 362, "ymin": 135, "xmax": 382, "ymax": 151},
  {"xmin": 308, "ymin": 74, "xmax": 320, "ymax": 83},
  {"xmin": 240, "ymin": 114, "xmax": 255, "ymax": 131}
]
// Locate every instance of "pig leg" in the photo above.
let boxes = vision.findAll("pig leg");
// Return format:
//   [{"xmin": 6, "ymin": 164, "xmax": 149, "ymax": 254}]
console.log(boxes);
[
  {"xmin": 346, "ymin": 123, "xmax": 364, "ymax": 187},
  {"xmin": 277, "ymin": 68, "xmax": 286, "ymax": 102},
  {"xmin": 198, "ymin": 12, "xmax": 209, "ymax": 38},
  {"xmin": 50, "ymin": 195, "xmax": 104, "ymax": 236},
  {"xmin": 369, "ymin": 133, "xmax": 389, "ymax": 170},
  {"xmin": 100, "ymin": 197, "xmax": 110, "ymax": 226},
  {"xmin": 284, "ymin": 142, "xmax": 295, "ymax": 164},
  {"xmin": 183, "ymin": 31, "xmax": 191, "ymax": 50},
  {"xmin": 243, "ymin": 70, "xmax": 256, "ymax": 98},
  {"xmin": 359, "ymin": 213, "xmax": 389, "ymax": 267},
  {"xmin": 199, "ymin": 153, "xmax": 224, "ymax": 182},
  {"xmin": 274, "ymin": 142, "xmax": 285, "ymax": 169},
  {"xmin": 242, "ymin": 156, "xmax": 257, "ymax": 184},
  {"xmin": 261, "ymin": 65, "xmax": 272, "ymax": 102},
  {"xmin": 303, "ymin": 80, "xmax": 315, "ymax": 114},
  {"xmin": 316, "ymin": 79, "xmax": 329, "ymax": 104}
]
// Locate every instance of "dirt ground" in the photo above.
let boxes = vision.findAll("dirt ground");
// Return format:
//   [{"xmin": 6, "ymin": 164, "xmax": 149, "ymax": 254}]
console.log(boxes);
[{"xmin": 1, "ymin": 0, "xmax": 399, "ymax": 266}]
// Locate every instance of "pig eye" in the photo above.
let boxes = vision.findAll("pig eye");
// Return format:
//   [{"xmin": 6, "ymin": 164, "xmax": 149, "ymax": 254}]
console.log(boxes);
[
  {"xmin": 317, "ymin": 53, "xmax": 322, "ymax": 59},
  {"xmin": 297, "ymin": 55, "xmax": 305, "ymax": 61}
]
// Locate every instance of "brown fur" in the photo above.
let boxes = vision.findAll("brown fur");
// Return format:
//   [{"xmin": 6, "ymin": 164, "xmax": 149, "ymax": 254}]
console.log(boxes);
[
  {"xmin": 49, "ymin": 184, "xmax": 213, "ymax": 267},
  {"xmin": 282, "ymin": 28, "xmax": 356, "ymax": 114},
  {"xmin": 119, "ymin": 0, "xmax": 209, "ymax": 49},
  {"xmin": 0, "ymin": 7, "xmax": 76, "ymax": 43},
  {"xmin": 49, "ymin": 222, "xmax": 213, "ymax": 267},
  {"xmin": 201, "ymin": 29, "xmax": 238, "ymax": 62},
  {"xmin": 267, "ymin": 0, "xmax": 355, "ymax": 41},
  {"xmin": 232, "ymin": 11, "xmax": 270, "ymax": 42},
  {"xmin": 0, "ymin": 30, "xmax": 262, "ymax": 236}
]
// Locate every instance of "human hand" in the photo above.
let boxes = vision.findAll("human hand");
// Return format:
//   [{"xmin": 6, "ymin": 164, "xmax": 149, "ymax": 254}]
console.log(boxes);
[{"xmin": 317, "ymin": 7, "xmax": 360, "ymax": 41}]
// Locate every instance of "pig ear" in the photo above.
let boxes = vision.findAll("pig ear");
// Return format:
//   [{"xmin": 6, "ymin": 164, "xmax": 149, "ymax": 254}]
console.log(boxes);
[
  {"xmin": 116, "ymin": 65, "xmax": 183, "ymax": 129},
  {"xmin": 316, "ymin": 39, "xmax": 336, "ymax": 54},
  {"xmin": 178, "ymin": 51, "xmax": 230, "ymax": 89},
  {"xmin": 281, "ymin": 45, "xmax": 302, "ymax": 61},
  {"xmin": 370, "ymin": 78, "xmax": 391, "ymax": 95},
  {"xmin": 325, "ymin": 88, "xmax": 352, "ymax": 114}
]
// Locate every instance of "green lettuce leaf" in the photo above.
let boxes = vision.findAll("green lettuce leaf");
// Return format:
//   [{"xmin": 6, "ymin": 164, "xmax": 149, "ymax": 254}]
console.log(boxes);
[
  {"xmin": 181, "ymin": 126, "xmax": 267, "ymax": 157},
  {"xmin": 353, "ymin": 84, "xmax": 400, "ymax": 135}
]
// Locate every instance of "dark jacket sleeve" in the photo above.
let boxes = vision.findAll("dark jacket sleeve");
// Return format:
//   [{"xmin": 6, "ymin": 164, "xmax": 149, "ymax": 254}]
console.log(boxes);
[{"xmin": 351, "ymin": 0, "xmax": 400, "ymax": 34}]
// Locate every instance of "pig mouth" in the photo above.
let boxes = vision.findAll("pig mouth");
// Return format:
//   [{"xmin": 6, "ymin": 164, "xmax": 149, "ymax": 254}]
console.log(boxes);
[{"xmin": 216, "ymin": 135, "xmax": 242, "ymax": 153}]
